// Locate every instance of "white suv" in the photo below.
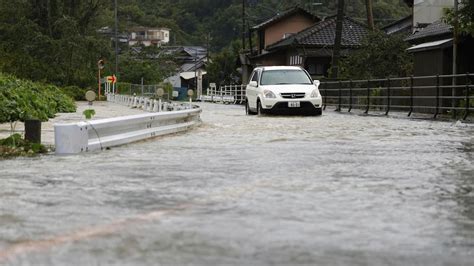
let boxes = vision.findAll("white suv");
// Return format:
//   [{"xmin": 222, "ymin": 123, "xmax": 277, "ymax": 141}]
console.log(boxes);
[{"xmin": 245, "ymin": 66, "xmax": 322, "ymax": 116}]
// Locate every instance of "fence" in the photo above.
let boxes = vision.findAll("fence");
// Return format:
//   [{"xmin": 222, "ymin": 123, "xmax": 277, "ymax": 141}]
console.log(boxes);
[
  {"xmin": 117, "ymin": 83, "xmax": 171, "ymax": 100},
  {"xmin": 320, "ymin": 73, "xmax": 473, "ymax": 120},
  {"xmin": 200, "ymin": 84, "xmax": 246, "ymax": 104},
  {"xmin": 54, "ymin": 94, "xmax": 201, "ymax": 154}
]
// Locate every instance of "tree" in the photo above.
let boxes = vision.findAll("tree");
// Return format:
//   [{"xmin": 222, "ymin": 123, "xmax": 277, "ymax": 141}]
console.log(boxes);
[
  {"xmin": 0, "ymin": 0, "xmax": 110, "ymax": 87},
  {"xmin": 445, "ymin": 0, "xmax": 474, "ymax": 36},
  {"xmin": 338, "ymin": 31, "xmax": 413, "ymax": 79},
  {"xmin": 331, "ymin": 0, "xmax": 345, "ymax": 79},
  {"xmin": 118, "ymin": 46, "xmax": 177, "ymax": 84},
  {"xmin": 207, "ymin": 41, "xmax": 242, "ymax": 86}
]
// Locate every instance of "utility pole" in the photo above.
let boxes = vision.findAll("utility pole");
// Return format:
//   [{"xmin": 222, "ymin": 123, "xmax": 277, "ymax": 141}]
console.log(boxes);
[
  {"xmin": 114, "ymin": 0, "xmax": 119, "ymax": 77},
  {"xmin": 242, "ymin": 0, "xmax": 246, "ymax": 51},
  {"xmin": 452, "ymin": 0, "xmax": 458, "ymax": 117},
  {"xmin": 331, "ymin": 0, "xmax": 344, "ymax": 79},
  {"xmin": 365, "ymin": 0, "xmax": 375, "ymax": 30}
]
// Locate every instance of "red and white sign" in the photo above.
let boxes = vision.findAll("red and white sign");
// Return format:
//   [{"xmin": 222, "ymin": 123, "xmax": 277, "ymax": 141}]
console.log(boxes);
[{"xmin": 106, "ymin": 75, "xmax": 117, "ymax": 84}]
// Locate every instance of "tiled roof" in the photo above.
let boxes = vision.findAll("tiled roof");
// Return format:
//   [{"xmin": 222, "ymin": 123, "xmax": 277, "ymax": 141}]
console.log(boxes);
[
  {"xmin": 267, "ymin": 16, "xmax": 369, "ymax": 50},
  {"xmin": 252, "ymin": 6, "xmax": 319, "ymax": 30},
  {"xmin": 382, "ymin": 15, "xmax": 412, "ymax": 35},
  {"xmin": 404, "ymin": 20, "xmax": 452, "ymax": 42}
]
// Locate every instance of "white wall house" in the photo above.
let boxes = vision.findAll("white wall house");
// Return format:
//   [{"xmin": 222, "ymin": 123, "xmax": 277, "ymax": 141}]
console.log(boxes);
[
  {"xmin": 129, "ymin": 27, "xmax": 170, "ymax": 47},
  {"xmin": 412, "ymin": 0, "xmax": 454, "ymax": 29}
]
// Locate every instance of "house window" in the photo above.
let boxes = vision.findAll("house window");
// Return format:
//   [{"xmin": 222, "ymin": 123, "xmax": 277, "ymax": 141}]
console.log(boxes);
[{"xmin": 290, "ymin": 55, "xmax": 302, "ymax": 66}]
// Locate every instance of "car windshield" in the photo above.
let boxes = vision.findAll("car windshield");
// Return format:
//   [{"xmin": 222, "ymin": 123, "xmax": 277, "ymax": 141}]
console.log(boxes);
[{"xmin": 260, "ymin": 69, "xmax": 312, "ymax": 85}]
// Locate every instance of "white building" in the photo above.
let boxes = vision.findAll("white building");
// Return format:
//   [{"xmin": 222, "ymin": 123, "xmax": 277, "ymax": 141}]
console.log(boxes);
[
  {"xmin": 408, "ymin": 0, "xmax": 454, "ymax": 30},
  {"xmin": 128, "ymin": 27, "xmax": 170, "ymax": 47}
]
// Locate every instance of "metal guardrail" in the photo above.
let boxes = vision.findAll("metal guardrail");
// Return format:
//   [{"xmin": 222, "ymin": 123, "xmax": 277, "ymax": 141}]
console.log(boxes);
[
  {"xmin": 320, "ymin": 73, "xmax": 473, "ymax": 120},
  {"xmin": 200, "ymin": 84, "xmax": 246, "ymax": 104},
  {"xmin": 54, "ymin": 94, "xmax": 201, "ymax": 154}
]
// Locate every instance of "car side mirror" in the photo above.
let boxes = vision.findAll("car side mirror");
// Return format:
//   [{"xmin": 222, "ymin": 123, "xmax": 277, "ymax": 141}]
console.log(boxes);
[
  {"xmin": 249, "ymin": 81, "xmax": 258, "ymax": 87},
  {"xmin": 313, "ymin": 80, "xmax": 320, "ymax": 86}
]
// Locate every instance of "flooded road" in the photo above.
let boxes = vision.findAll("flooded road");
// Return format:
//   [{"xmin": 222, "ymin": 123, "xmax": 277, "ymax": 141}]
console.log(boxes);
[{"xmin": 1, "ymin": 103, "xmax": 473, "ymax": 265}]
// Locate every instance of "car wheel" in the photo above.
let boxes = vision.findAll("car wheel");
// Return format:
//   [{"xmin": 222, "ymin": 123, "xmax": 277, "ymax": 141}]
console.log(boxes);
[
  {"xmin": 257, "ymin": 100, "xmax": 263, "ymax": 115},
  {"xmin": 245, "ymin": 100, "xmax": 256, "ymax": 115},
  {"xmin": 313, "ymin": 108, "xmax": 322, "ymax": 116}
]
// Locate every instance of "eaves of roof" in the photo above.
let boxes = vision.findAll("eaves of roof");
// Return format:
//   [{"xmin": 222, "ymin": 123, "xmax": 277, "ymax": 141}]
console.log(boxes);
[{"xmin": 381, "ymin": 15, "xmax": 412, "ymax": 31}]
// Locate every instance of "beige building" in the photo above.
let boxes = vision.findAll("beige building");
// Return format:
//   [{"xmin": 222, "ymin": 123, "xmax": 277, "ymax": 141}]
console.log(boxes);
[
  {"xmin": 128, "ymin": 27, "xmax": 170, "ymax": 47},
  {"xmin": 405, "ymin": 0, "xmax": 454, "ymax": 30}
]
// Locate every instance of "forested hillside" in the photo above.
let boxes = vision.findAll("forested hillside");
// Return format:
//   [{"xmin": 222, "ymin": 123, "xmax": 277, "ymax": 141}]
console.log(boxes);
[
  {"xmin": 122, "ymin": 0, "xmax": 410, "ymax": 51},
  {"xmin": 0, "ymin": 0, "xmax": 410, "ymax": 87}
]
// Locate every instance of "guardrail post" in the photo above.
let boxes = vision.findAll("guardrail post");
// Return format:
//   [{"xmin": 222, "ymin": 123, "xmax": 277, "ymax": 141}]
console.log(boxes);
[
  {"xmin": 464, "ymin": 73, "xmax": 471, "ymax": 120},
  {"xmin": 336, "ymin": 81, "xmax": 342, "ymax": 112},
  {"xmin": 408, "ymin": 75, "xmax": 414, "ymax": 117},
  {"xmin": 385, "ymin": 78, "xmax": 391, "ymax": 115},
  {"xmin": 348, "ymin": 80, "xmax": 353, "ymax": 112},
  {"xmin": 364, "ymin": 79, "xmax": 370, "ymax": 114},
  {"xmin": 434, "ymin": 74, "xmax": 440, "ymax": 119}
]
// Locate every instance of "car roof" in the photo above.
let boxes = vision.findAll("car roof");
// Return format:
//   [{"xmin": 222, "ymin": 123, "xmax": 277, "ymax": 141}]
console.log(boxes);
[{"xmin": 254, "ymin": 66, "xmax": 303, "ymax": 71}]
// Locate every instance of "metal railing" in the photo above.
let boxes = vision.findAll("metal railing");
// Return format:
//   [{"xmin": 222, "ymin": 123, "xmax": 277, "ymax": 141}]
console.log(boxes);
[
  {"xmin": 200, "ymin": 84, "xmax": 246, "ymax": 104},
  {"xmin": 116, "ymin": 83, "xmax": 171, "ymax": 100},
  {"xmin": 320, "ymin": 73, "xmax": 473, "ymax": 120}
]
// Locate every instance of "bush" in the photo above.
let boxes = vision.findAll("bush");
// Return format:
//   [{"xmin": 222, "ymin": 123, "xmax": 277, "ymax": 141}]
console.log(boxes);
[
  {"xmin": 61, "ymin": 85, "xmax": 89, "ymax": 101},
  {"xmin": 0, "ymin": 72, "xmax": 76, "ymax": 126}
]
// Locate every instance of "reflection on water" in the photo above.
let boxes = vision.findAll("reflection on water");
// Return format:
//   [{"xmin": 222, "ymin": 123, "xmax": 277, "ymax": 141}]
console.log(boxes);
[{"xmin": 0, "ymin": 103, "xmax": 473, "ymax": 265}]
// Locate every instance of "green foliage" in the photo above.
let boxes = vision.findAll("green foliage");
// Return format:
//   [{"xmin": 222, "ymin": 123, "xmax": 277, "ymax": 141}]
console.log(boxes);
[
  {"xmin": 444, "ymin": 0, "xmax": 474, "ymax": 36},
  {"xmin": 0, "ymin": 133, "xmax": 48, "ymax": 158},
  {"xmin": 0, "ymin": 72, "xmax": 76, "ymax": 125},
  {"xmin": 207, "ymin": 40, "xmax": 242, "ymax": 86},
  {"xmin": 161, "ymin": 82, "xmax": 174, "ymax": 96},
  {"xmin": 118, "ymin": 46, "xmax": 178, "ymax": 84},
  {"xmin": 0, "ymin": 0, "xmax": 111, "ymax": 87},
  {"xmin": 338, "ymin": 31, "xmax": 413, "ymax": 80},
  {"xmin": 61, "ymin": 86, "xmax": 90, "ymax": 101},
  {"xmin": 83, "ymin": 109, "xmax": 96, "ymax": 119},
  {"xmin": 0, "ymin": 133, "xmax": 24, "ymax": 148}
]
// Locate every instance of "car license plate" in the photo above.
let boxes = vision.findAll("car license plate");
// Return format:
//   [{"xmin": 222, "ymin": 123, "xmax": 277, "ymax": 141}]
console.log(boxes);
[{"xmin": 288, "ymin": 101, "xmax": 300, "ymax": 108}]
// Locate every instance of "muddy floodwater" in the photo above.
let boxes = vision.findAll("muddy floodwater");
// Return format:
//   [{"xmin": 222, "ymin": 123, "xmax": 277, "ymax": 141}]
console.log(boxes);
[{"xmin": 1, "ymin": 103, "xmax": 473, "ymax": 265}]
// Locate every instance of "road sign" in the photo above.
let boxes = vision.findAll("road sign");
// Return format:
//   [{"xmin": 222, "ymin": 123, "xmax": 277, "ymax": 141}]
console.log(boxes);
[{"xmin": 106, "ymin": 75, "xmax": 117, "ymax": 84}]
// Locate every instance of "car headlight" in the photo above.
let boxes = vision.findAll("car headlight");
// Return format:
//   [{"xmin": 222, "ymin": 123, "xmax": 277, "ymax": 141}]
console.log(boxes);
[
  {"xmin": 263, "ymin": 89, "xmax": 276, "ymax": 98},
  {"xmin": 310, "ymin": 88, "xmax": 320, "ymax": 98}
]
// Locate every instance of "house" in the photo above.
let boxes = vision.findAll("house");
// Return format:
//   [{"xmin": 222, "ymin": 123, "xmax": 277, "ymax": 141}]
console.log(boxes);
[
  {"xmin": 403, "ymin": 0, "xmax": 474, "ymax": 76},
  {"xmin": 163, "ymin": 46, "xmax": 208, "ymax": 99},
  {"xmin": 252, "ymin": 7, "xmax": 320, "ymax": 55},
  {"xmin": 403, "ymin": 0, "xmax": 474, "ymax": 111},
  {"xmin": 249, "ymin": 15, "xmax": 369, "ymax": 79},
  {"xmin": 403, "ymin": 0, "xmax": 454, "ymax": 32},
  {"xmin": 128, "ymin": 27, "xmax": 170, "ymax": 47},
  {"xmin": 239, "ymin": 7, "xmax": 320, "ymax": 83}
]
